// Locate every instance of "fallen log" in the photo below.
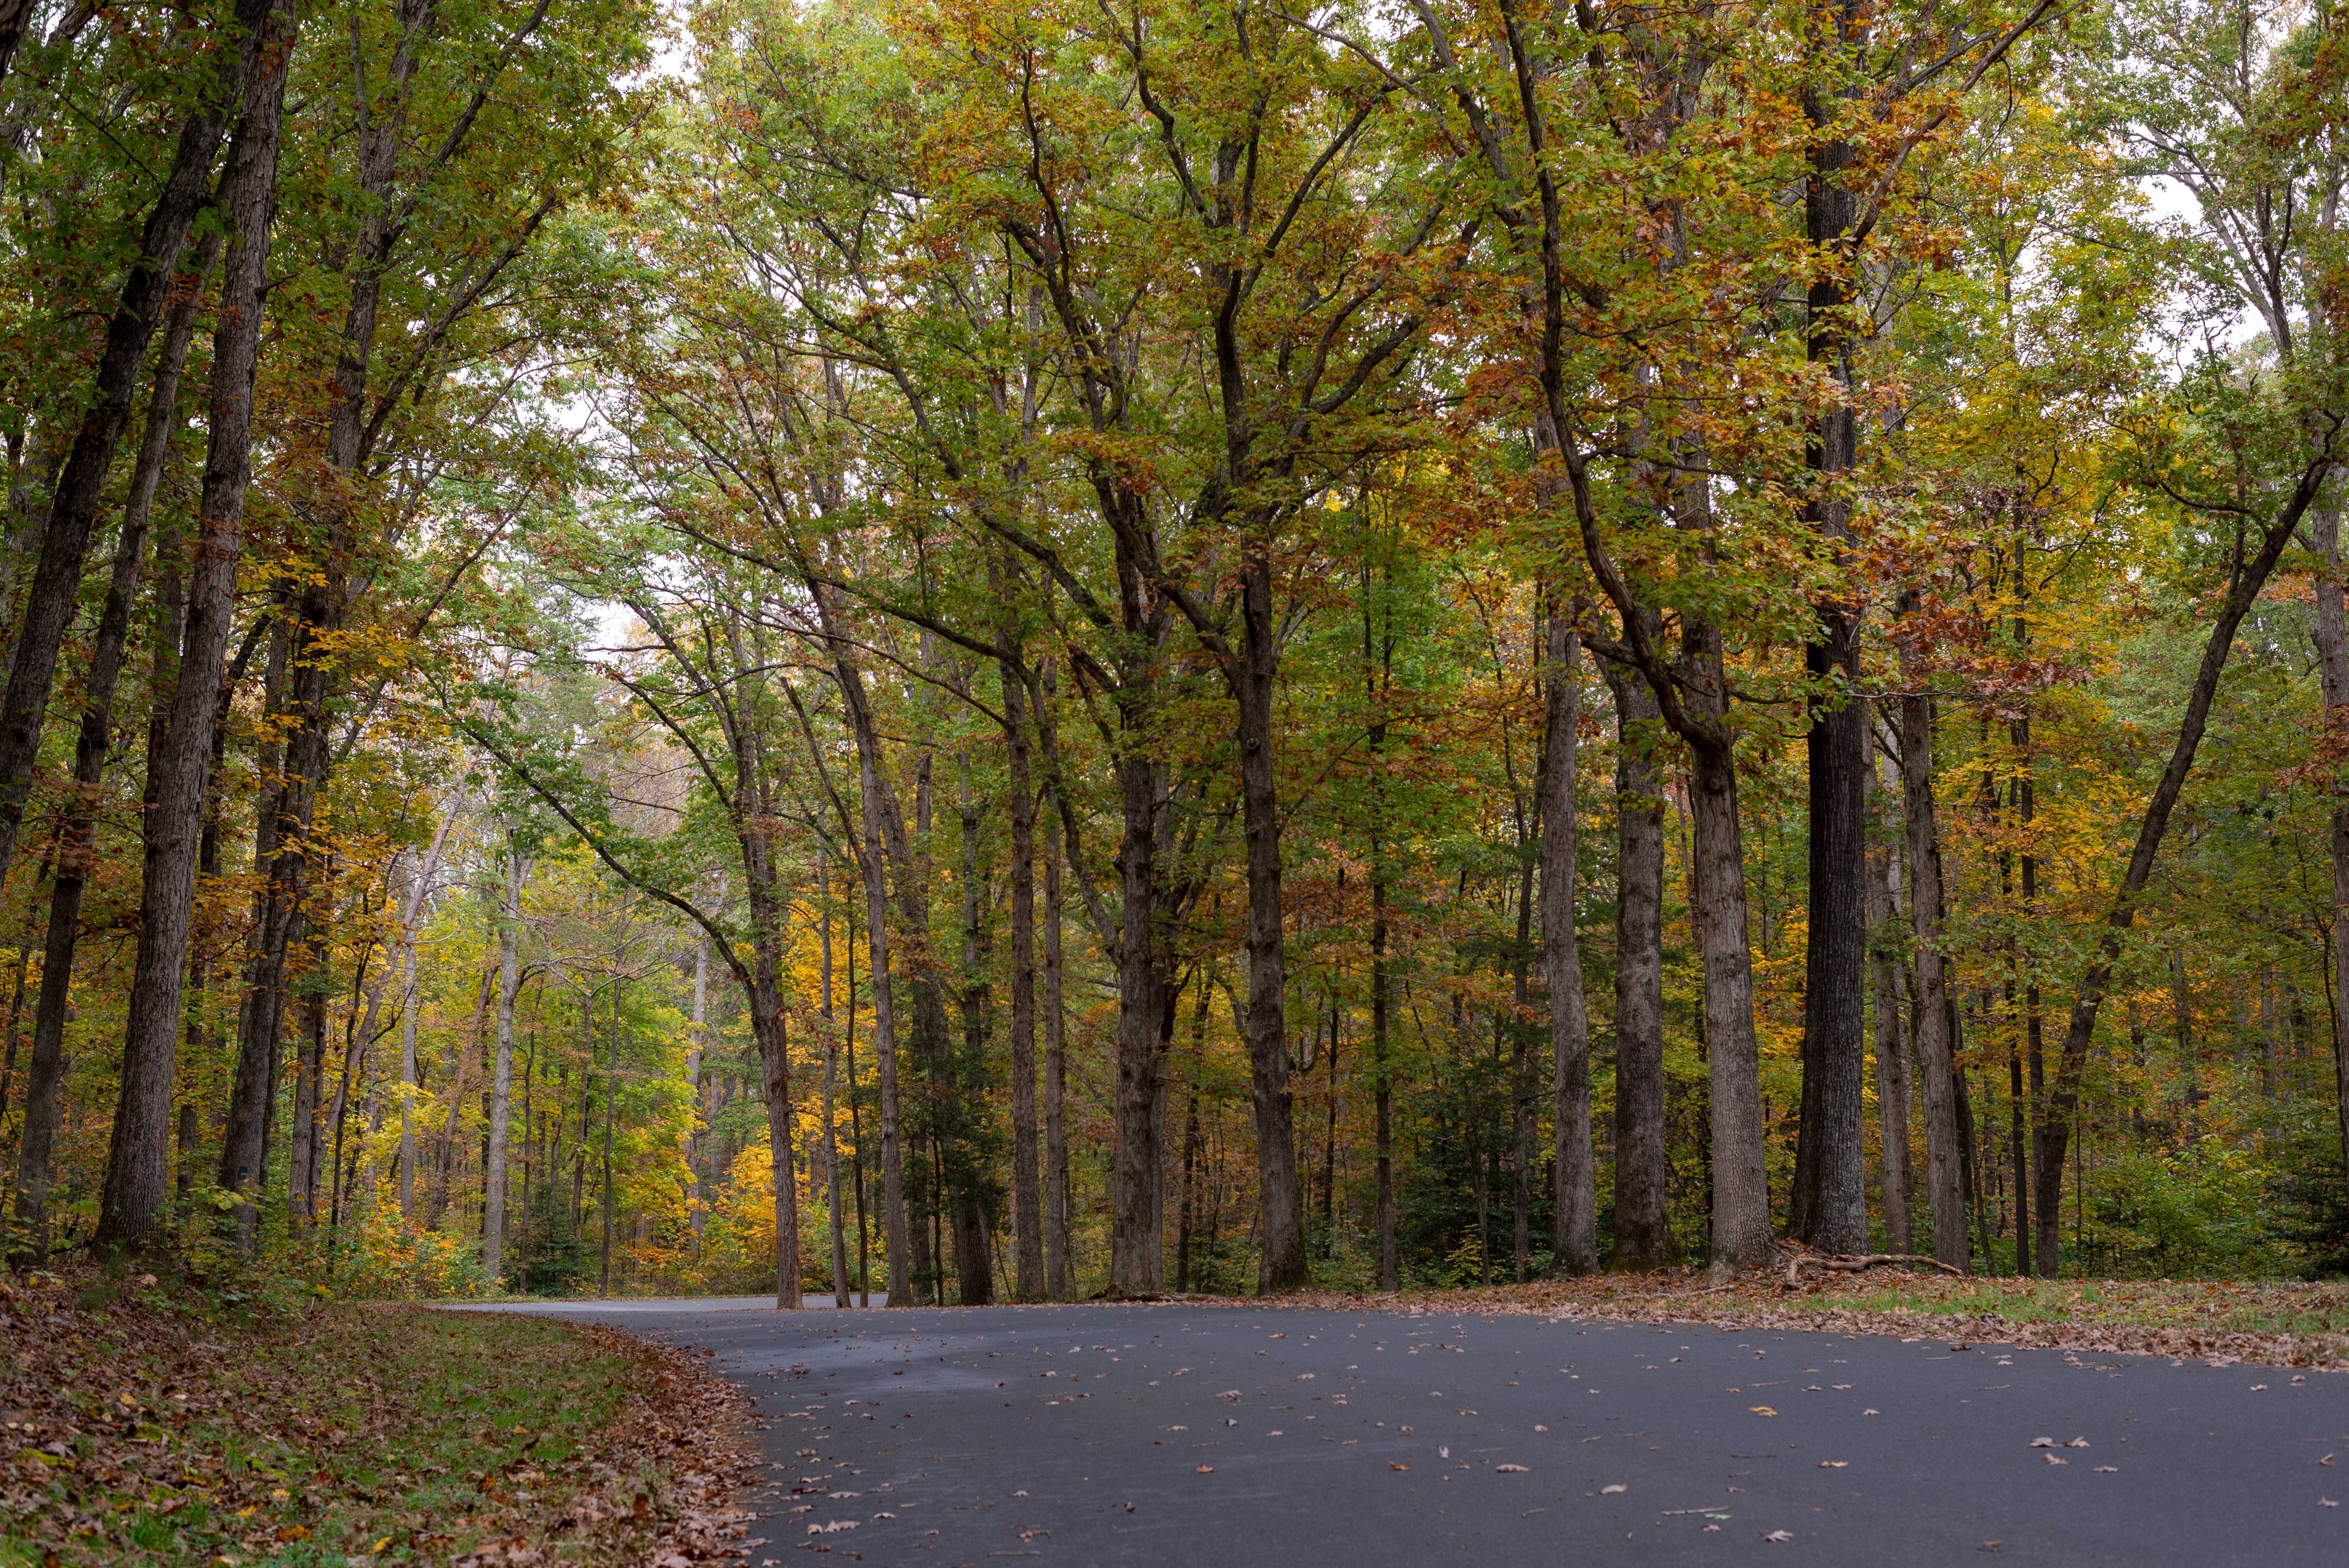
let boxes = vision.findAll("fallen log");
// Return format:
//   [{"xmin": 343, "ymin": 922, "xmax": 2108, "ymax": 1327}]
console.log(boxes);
[{"xmin": 1778, "ymin": 1246, "xmax": 1967, "ymax": 1290}]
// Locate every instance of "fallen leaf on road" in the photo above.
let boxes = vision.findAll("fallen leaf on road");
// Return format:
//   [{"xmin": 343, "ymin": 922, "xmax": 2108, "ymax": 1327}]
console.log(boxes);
[
  {"xmin": 2321, "ymin": 1499, "xmax": 2340, "ymax": 1508},
  {"xmin": 1196, "ymin": 1465, "xmax": 1215, "ymax": 1474},
  {"xmin": 2028, "ymin": 1437, "xmax": 2058, "ymax": 1448},
  {"xmin": 2043, "ymin": 1455, "xmax": 2069, "ymax": 1466},
  {"xmin": 2093, "ymin": 1467, "xmax": 2118, "ymax": 1473},
  {"xmin": 1010, "ymin": 1490, "xmax": 1028, "ymax": 1497},
  {"xmin": 1601, "ymin": 1483, "xmax": 1626, "ymax": 1494},
  {"xmin": 1497, "ymin": 1464, "xmax": 1529, "ymax": 1472},
  {"xmin": 1861, "ymin": 1408, "xmax": 1880, "ymax": 1416},
  {"xmin": 1533, "ymin": 1425, "xmax": 1548, "ymax": 1432},
  {"xmin": 1818, "ymin": 1461, "xmax": 1848, "ymax": 1469},
  {"xmin": 1390, "ymin": 1463, "xmax": 1410, "ymax": 1471},
  {"xmin": 2065, "ymin": 1438, "xmax": 2090, "ymax": 1448},
  {"xmin": 1763, "ymin": 1529, "xmax": 1795, "ymax": 1542},
  {"xmin": 1749, "ymin": 1407, "xmax": 1777, "ymax": 1417}
]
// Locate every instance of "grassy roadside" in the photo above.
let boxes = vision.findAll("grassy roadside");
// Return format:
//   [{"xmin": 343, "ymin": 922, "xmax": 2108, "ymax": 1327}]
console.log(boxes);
[
  {"xmin": 1283, "ymin": 1269, "xmax": 2349, "ymax": 1367},
  {"xmin": 0, "ymin": 1268, "xmax": 757, "ymax": 1567}
]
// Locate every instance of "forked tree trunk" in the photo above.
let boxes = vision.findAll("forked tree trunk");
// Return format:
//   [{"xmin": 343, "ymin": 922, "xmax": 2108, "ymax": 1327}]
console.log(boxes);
[
  {"xmin": 1897, "ymin": 647, "xmax": 1969, "ymax": 1269},
  {"xmin": 99, "ymin": 0, "xmax": 296, "ymax": 1248},
  {"xmin": 0, "ymin": 0, "xmax": 271, "ymax": 893},
  {"xmin": 1688, "ymin": 726, "xmax": 1773, "ymax": 1267},
  {"xmin": 1605, "ymin": 652, "xmax": 1673, "ymax": 1269},
  {"xmin": 10, "ymin": 233, "xmax": 217, "ymax": 1253}
]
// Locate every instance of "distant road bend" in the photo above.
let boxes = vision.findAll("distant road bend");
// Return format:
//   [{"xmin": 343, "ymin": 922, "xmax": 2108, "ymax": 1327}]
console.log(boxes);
[{"xmin": 484, "ymin": 1300, "xmax": 2346, "ymax": 1565}]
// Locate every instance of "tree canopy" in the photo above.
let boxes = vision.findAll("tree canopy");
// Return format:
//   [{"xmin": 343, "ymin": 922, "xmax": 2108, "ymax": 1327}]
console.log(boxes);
[{"xmin": 0, "ymin": 0, "xmax": 2345, "ymax": 1303}]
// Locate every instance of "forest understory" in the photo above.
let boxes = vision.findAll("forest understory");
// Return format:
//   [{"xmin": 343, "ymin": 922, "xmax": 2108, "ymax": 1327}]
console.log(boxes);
[{"xmin": 5, "ymin": 0, "xmax": 2349, "ymax": 1376}]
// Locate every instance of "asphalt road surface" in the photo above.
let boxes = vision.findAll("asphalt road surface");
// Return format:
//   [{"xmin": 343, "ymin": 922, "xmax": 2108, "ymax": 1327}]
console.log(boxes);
[{"xmin": 488, "ymin": 1299, "xmax": 2347, "ymax": 1565}]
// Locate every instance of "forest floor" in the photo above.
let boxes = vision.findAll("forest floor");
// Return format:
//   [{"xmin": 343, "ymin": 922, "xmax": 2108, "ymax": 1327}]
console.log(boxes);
[
  {"xmin": 0, "ymin": 1266, "xmax": 760, "ymax": 1567},
  {"xmin": 1285, "ymin": 1264, "xmax": 2349, "ymax": 1369}
]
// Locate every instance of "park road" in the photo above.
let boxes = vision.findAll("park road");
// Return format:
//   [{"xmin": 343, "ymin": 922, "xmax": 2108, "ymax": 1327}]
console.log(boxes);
[{"xmin": 478, "ymin": 1300, "xmax": 2347, "ymax": 1566}]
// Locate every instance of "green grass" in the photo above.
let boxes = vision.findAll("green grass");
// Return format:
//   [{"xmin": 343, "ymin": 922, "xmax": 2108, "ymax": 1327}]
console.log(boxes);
[
  {"xmin": 1833, "ymin": 1276, "xmax": 2349, "ymax": 1337},
  {"xmin": 1308, "ymin": 1269, "xmax": 2349, "ymax": 1364},
  {"xmin": 2, "ymin": 1278, "xmax": 683, "ymax": 1566}
]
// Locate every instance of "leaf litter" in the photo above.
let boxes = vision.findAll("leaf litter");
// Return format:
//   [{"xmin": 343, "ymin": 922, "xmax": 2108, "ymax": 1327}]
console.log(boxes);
[{"xmin": 0, "ymin": 1266, "xmax": 759, "ymax": 1566}]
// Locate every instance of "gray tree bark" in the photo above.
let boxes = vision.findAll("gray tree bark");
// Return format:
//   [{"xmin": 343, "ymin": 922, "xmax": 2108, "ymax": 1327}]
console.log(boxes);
[
  {"xmin": 98, "ymin": 0, "xmax": 296, "ymax": 1248},
  {"xmin": 483, "ymin": 848, "xmax": 528, "ymax": 1283},
  {"xmin": 1542, "ymin": 598, "xmax": 1597, "ymax": 1275},
  {"xmin": 1896, "ymin": 613, "xmax": 1969, "ymax": 1269},
  {"xmin": 1866, "ymin": 732, "xmax": 1913, "ymax": 1252},
  {"xmin": 1604, "ymin": 651, "xmax": 1673, "ymax": 1269},
  {"xmin": 9, "ymin": 232, "xmax": 216, "ymax": 1253},
  {"xmin": 2308, "ymin": 498, "xmax": 2349, "ymax": 1212},
  {"xmin": 0, "ymin": 0, "xmax": 271, "ymax": 894}
]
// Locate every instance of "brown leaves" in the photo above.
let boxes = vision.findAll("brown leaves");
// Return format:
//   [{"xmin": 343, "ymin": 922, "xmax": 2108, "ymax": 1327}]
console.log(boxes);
[
  {"xmin": 0, "ymin": 1266, "xmax": 759, "ymax": 1567},
  {"xmin": 1273, "ymin": 1272, "xmax": 2349, "ymax": 1373}
]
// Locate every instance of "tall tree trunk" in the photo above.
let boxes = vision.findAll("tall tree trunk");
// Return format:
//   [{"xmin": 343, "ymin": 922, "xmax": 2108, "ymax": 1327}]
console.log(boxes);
[
  {"xmin": 952, "ymin": 749, "xmax": 995, "ymax": 1307},
  {"xmin": 399, "ymin": 928, "xmax": 421, "ymax": 1217},
  {"xmin": 219, "ymin": 615, "xmax": 293, "ymax": 1240},
  {"xmin": 1542, "ymin": 597, "xmax": 1596, "ymax": 1274},
  {"xmin": 819, "ymin": 913, "xmax": 848, "ymax": 1299},
  {"xmin": 1000, "ymin": 632, "xmax": 1044, "ymax": 1300},
  {"xmin": 1365, "ymin": 575, "xmax": 1397, "ymax": 1290},
  {"xmin": 2312, "ymin": 497, "xmax": 2349, "ymax": 1196},
  {"xmin": 1236, "ymin": 541, "xmax": 1306, "ymax": 1293},
  {"xmin": 2036, "ymin": 455, "xmax": 2330, "ymax": 1273},
  {"xmin": 689, "ymin": 934, "xmax": 708, "ymax": 1246},
  {"xmin": 1110, "ymin": 744, "xmax": 1170, "ymax": 1298},
  {"xmin": 1684, "ymin": 630, "xmax": 1774, "ymax": 1268},
  {"xmin": 483, "ymin": 849, "xmax": 525, "ymax": 1284},
  {"xmin": 1043, "ymin": 763, "xmax": 1070, "ymax": 1301},
  {"xmin": 1786, "ymin": 0, "xmax": 1872, "ymax": 1261},
  {"xmin": 1896, "ymin": 614, "xmax": 1968, "ymax": 1268},
  {"xmin": 98, "ymin": 1, "xmax": 295, "ymax": 1249},
  {"xmin": 288, "ymin": 914, "xmax": 329, "ymax": 1230},
  {"xmin": 0, "ymin": 0, "xmax": 271, "ymax": 890},
  {"xmin": 813, "ymin": 586, "xmax": 918, "ymax": 1302},
  {"xmin": 9, "ymin": 233, "xmax": 217, "ymax": 1251},
  {"xmin": 2014, "ymin": 687, "xmax": 2051, "ymax": 1273},
  {"xmin": 1605, "ymin": 651, "xmax": 1673, "ymax": 1268},
  {"xmin": 1866, "ymin": 734, "xmax": 1913, "ymax": 1252},
  {"xmin": 600, "ymin": 985, "xmax": 619, "ymax": 1294}
]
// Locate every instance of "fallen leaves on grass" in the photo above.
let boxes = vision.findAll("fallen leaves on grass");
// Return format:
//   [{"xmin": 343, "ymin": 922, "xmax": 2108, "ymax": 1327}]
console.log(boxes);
[
  {"xmin": 0, "ymin": 1266, "xmax": 758, "ymax": 1566},
  {"xmin": 1273, "ymin": 1272, "xmax": 2349, "ymax": 1371}
]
